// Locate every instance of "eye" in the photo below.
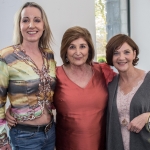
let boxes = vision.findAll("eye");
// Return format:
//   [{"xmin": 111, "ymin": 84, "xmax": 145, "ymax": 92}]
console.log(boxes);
[
  {"xmin": 34, "ymin": 19, "xmax": 41, "ymax": 23},
  {"xmin": 22, "ymin": 19, "xmax": 29, "ymax": 23},
  {"xmin": 80, "ymin": 45, "xmax": 86, "ymax": 49},
  {"xmin": 113, "ymin": 51, "xmax": 119, "ymax": 55},
  {"xmin": 68, "ymin": 45, "xmax": 75, "ymax": 49},
  {"xmin": 124, "ymin": 50, "xmax": 130, "ymax": 54}
]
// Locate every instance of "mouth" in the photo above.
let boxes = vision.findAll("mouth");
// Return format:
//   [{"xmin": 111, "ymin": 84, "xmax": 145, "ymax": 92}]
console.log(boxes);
[
  {"xmin": 74, "ymin": 57, "xmax": 82, "ymax": 60},
  {"xmin": 118, "ymin": 62, "xmax": 127, "ymax": 65},
  {"xmin": 27, "ymin": 31, "xmax": 37, "ymax": 35}
]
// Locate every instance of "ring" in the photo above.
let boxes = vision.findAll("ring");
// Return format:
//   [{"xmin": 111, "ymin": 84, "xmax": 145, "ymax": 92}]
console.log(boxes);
[{"xmin": 134, "ymin": 129, "xmax": 138, "ymax": 132}]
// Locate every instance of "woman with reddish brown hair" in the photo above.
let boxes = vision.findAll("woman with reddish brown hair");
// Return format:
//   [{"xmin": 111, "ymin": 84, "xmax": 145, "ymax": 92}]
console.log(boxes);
[
  {"xmin": 106, "ymin": 34, "xmax": 150, "ymax": 150},
  {"xmin": 53, "ymin": 26, "xmax": 115, "ymax": 150}
]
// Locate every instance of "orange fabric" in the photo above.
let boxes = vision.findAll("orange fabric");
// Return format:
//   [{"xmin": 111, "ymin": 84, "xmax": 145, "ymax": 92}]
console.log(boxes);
[
  {"xmin": 99, "ymin": 63, "xmax": 117, "ymax": 85},
  {"xmin": 54, "ymin": 63, "xmax": 113, "ymax": 150}
]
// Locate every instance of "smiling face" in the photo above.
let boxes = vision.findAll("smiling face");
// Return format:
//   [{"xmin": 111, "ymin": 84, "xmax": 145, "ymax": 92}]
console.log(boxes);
[
  {"xmin": 20, "ymin": 6, "xmax": 44, "ymax": 44},
  {"xmin": 66, "ymin": 37, "xmax": 89, "ymax": 67},
  {"xmin": 112, "ymin": 42, "xmax": 136, "ymax": 72}
]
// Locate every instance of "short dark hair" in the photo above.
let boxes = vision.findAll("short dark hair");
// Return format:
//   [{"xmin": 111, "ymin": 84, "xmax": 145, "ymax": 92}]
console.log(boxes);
[
  {"xmin": 60, "ymin": 26, "xmax": 95, "ymax": 65},
  {"xmin": 106, "ymin": 34, "xmax": 139, "ymax": 66}
]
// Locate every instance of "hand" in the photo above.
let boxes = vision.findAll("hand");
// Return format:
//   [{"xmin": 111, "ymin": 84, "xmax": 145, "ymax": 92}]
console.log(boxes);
[
  {"xmin": 0, "ymin": 144, "xmax": 12, "ymax": 150},
  {"xmin": 128, "ymin": 113, "xmax": 150, "ymax": 133},
  {"xmin": 5, "ymin": 106, "xmax": 17, "ymax": 128}
]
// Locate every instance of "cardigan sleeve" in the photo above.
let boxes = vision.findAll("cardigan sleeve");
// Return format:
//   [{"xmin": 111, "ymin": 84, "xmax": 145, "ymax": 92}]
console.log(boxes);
[{"xmin": 0, "ymin": 54, "xmax": 9, "ymax": 147}]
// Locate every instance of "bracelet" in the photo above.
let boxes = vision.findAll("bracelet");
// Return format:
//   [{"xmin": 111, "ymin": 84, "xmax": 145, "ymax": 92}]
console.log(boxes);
[
  {"xmin": 146, "ymin": 114, "xmax": 150, "ymax": 131},
  {"xmin": 147, "ymin": 114, "xmax": 150, "ymax": 124},
  {"xmin": 0, "ymin": 134, "xmax": 9, "ymax": 148}
]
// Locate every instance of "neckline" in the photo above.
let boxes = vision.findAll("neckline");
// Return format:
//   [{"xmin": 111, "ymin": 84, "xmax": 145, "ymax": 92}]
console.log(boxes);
[
  {"xmin": 61, "ymin": 65, "xmax": 95, "ymax": 89},
  {"xmin": 13, "ymin": 44, "xmax": 45, "ymax": 72},
  {"xmin": 118, "ymin": 71, "xmax": 147, "ymax": 96}
]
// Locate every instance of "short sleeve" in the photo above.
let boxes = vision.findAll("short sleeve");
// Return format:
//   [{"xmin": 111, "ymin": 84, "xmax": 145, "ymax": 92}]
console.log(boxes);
[{"xmin": 99, "ymin": 63, "xmax": 116, "ymax": 85}]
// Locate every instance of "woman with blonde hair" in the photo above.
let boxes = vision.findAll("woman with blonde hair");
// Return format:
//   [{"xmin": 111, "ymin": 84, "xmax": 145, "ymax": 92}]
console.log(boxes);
[{"xmin": 0, "ymin": 2, "xmax": 56, "ymax": 150}]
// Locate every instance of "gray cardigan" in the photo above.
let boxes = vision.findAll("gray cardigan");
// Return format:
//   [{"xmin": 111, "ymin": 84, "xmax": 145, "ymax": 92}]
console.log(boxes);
[{"xmin": 106, "ymin": 72, "xmax": 150, "ymax": 150}]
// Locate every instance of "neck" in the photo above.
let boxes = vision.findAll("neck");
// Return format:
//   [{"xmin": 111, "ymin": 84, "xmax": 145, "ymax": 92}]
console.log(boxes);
[
  {"xmin": 66, "ymin": 63, "xmax": 91, "ymax": 74},
  {"xmin": 21, "ymin": 41, "xmax": 40, "ymax": 54},
  {"xmin": 119, "ymin": 67, "xmax": 142, "ymax": 83}
]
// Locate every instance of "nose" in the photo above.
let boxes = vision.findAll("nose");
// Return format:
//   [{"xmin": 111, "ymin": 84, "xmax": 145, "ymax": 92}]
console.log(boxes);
[
  {"xmin": 29, "ymin": 21, "xmax": 35, "ymax": 28},
  {"xmin": 75, "ymin": 47, "xmax": 81, "ymax": 55},
  {"xmin": 119, "ymin": 53, "xmax": 125, "ymax": 60}
]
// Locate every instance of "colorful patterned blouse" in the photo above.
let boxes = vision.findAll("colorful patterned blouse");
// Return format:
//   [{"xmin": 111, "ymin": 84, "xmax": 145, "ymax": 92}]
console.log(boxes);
[{"xmin": 0, "ymin": 45, "xmax": 56, "ymax": 147}]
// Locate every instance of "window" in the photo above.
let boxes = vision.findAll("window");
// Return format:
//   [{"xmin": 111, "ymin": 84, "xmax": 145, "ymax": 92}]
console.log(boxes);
[{"xmin": 95, "ymin": 0, "xmax": 130, "ymax": 62}]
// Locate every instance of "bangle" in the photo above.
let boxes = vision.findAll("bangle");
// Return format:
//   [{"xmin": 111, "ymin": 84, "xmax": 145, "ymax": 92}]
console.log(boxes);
[
  {"xmin": 0, "ymin": 136, "xmax": 9, "ymax": 148},
  {"xmin": 146, "ymin": 114, "xmax": 150, "ymax": 132},
  {"xmin": 147, "ymin": 114, "xmax": 150, "ymax": 123}
]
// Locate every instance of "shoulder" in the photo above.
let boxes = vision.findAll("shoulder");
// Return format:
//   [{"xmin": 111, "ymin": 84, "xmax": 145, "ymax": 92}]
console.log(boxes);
[
  {"xmin": 56, "ymin": 65, "xmax": 63, "ymax": 72},
  {"xmin": 108, "ymin": 75, "xmax": 119, "ymax": 96},
  {"xmin": 108, "ymin": 75, "xmax": 119, "ymax": 86},
  {"xmin": 142, "ymin": 71, "xmax": 150, "ymax": 86},
  {"xmin": 43, "ymin": 48, "xmax": 55, "ymax": 60},
  {"xmin": 145, "ymin": 71, "xmax": 150, "ymax": 78},
  {"xmin": 43, "ymin": 48, "xmax": 53, "ymax": 54},
  {"xmin": 56, "ymin": 66, "xmax": 64, "ymax": 79},
  {"xmin": 92, "ymin": 62, "xmax": 116, "ymax": 85},
  {"xmin": 0, "ymin": 46, "xmax": 14, "ymax": 58}
]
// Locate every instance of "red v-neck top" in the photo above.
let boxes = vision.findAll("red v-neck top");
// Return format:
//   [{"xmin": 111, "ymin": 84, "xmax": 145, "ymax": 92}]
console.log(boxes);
[{"xmin": 54, "ymin": 63, "xmax": 115, "ymax": 150}]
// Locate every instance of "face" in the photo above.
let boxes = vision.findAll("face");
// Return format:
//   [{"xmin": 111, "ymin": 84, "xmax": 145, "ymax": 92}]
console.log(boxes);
[
  {"xmin": 20, "ymin": 6, "xmax": 44, "ymax": 44},
  {"xmin": 66, "ymin": 37, "xmax": 89, "ymax": 67},
  {"xmin": 112, "ymin": 42, "xmax": 136, "ymax": 72}
]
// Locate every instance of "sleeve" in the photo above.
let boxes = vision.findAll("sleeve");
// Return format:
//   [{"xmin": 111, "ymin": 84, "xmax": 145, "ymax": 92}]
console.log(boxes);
[
  {"xmin": 99, "ymin": 63, "xmax": 117, "ymax": 85},
  {"xmin": 0, "ymin": 55, "xmax": 9, "ymax": 147}
]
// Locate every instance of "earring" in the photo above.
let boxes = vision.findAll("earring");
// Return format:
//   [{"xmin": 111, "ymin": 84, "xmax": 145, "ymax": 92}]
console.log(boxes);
[{"xmin": 66, "ymin": 57, "xmax": 69, "ymax": 62}]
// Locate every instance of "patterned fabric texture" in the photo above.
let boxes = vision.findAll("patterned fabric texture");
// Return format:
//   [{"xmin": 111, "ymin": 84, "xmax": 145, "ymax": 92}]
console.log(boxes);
[{"xmin": 0, "ymin": 45, "xmax": 56, "ymax": 147}]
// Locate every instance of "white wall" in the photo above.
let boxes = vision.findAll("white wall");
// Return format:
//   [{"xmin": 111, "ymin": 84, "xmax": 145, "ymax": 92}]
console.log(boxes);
[
  {"xmin": 0, "ymin": 0, "xmax": 96, "ymax": 66},
  {"xmin": 0, "ymin": 0, "xmax": 95, "ymax": 127},
  {"xmin": 1, "ymin": 0, "xmax": 150, "ymax": 69},
  {"xmin": 130, "ymin": 0, "xmax": 150, "ymax": 71}
]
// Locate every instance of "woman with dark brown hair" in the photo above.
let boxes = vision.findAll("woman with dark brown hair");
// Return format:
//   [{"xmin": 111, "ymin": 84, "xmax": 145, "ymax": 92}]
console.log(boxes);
[{"xmin": 106, "ymin": 34, "xmax": 150, "ymax": 150}]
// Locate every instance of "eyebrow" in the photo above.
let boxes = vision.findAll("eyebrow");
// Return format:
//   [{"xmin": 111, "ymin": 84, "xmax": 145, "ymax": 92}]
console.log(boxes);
[
  {"xmin": 115, "ymin": 49, "xmax": 131, "ymax": 51},
  {"xmin": 70, "ymin": 43, "xmax": 87, "ymax": 45},
  {"xmin": 21, "ymin": 17, "xmax": 42, "ymax": 19}
]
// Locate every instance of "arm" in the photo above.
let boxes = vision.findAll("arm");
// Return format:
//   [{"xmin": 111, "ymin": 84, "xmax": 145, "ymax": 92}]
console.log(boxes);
[
  {"xmin": 5, "ymin": 106, "xmax": 17, "ymax": 128},
  {"xmin": 0, "ymin": 56, "xmax": 11, "ymax": 149},
  {"xmin": 128, "ymin": 112, "xmax": 150, "ymax": 133}
]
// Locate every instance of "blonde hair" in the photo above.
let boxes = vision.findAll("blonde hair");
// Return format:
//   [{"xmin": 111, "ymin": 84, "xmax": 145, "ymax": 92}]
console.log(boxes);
[{"xmin": 13, "ymin": 2, "xmax": 53, "ymax": 49}]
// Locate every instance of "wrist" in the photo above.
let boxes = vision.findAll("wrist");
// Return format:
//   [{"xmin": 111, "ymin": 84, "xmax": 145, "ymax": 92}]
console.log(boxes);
[
  {"xmin": 146, "ymin": 113, "xmax": 150, "ymax": 124},
  {"xmin": 0, "ymin": 134, "xmax": 9, "ymax": 148}
]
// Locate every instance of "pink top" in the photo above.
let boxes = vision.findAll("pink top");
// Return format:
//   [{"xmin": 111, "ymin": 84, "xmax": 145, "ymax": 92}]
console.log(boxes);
[{"xmin": 117, "ymin": 74, "xmax": 146, "ymax": 150}]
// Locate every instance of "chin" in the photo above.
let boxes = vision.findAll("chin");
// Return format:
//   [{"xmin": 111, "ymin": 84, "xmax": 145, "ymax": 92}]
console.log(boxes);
[
  {"xmin": 27, "ymin": 39, "xmax": 39, "ymax": 43},
  {"xmin": 118, "ymin": 68, "xmax": 128, "ymax": 73},
  {"xmin": 73, "ymin": 63, "xmax": 85, "ymax": 67}
]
